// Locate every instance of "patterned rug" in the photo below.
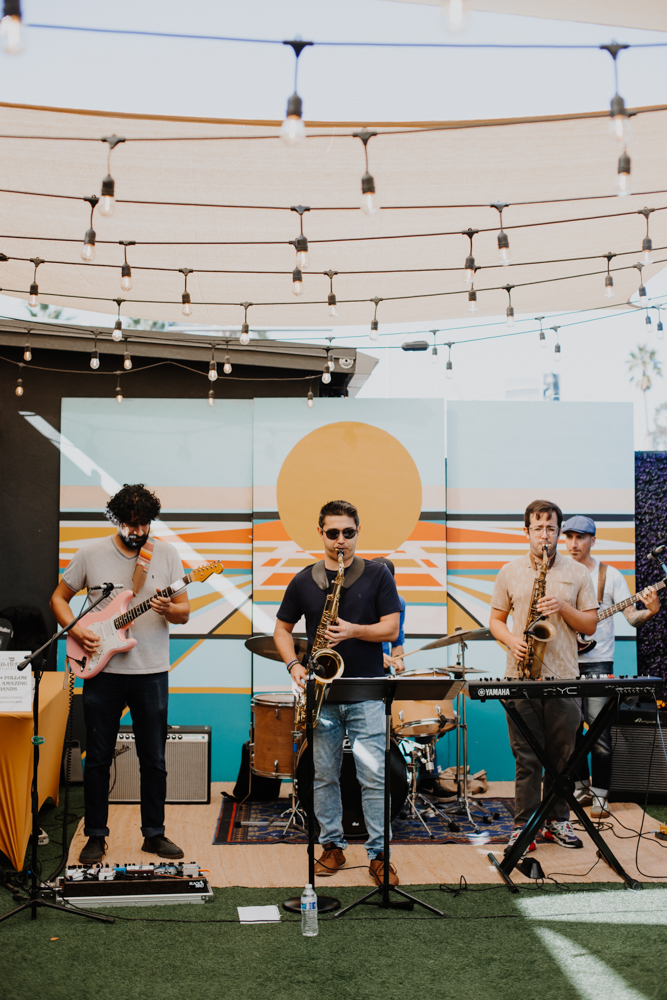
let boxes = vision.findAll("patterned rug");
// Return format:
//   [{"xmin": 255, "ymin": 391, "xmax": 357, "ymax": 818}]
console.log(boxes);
[{"xmin": 213, "ymin": 796, "xmax": 517, "ymax": 846}]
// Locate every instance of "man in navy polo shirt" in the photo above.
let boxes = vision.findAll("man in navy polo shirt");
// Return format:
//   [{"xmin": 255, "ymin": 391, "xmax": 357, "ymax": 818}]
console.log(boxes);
[{"xmin": 274, "ymin": 500, "xmax": 402, "ymax": 886}]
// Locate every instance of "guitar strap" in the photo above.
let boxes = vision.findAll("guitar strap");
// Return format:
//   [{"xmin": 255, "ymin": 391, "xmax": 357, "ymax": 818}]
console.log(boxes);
[
  {"xmin": 131, "ymin": 537, "xmax": 155, "ymax": 595},
  {"xmin": 597, "ymin": 562, "xmax": 607, "ymax": 605}
]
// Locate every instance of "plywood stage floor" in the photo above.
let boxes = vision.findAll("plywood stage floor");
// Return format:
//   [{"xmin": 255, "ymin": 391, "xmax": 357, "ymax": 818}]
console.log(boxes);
[{"xmin": 67, "ymin": 782, "xmax": 667, "ymax": 888}]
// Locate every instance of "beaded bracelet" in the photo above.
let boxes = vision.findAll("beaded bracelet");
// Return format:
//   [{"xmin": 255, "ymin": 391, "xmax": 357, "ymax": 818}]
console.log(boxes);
[{"xmin": 285, "ymin": 658, "xmax": 299, "ymax": 674}]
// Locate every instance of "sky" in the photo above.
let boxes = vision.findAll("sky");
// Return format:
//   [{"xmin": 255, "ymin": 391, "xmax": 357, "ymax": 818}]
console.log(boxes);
[{"xmin": 4, "ymin": 1, "xmax": 667, "ymax": 447}]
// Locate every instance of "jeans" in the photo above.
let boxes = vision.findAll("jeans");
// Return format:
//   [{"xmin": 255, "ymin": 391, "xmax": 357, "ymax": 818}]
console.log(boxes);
[
  {"xmin": 82, "ymin": 671, "xmax": 169, "ymax": 838},
  {"xmin": 506, "ymin": 696, "xmax": 582, "ymax": 826},
  {"xmin": 312, "ymin": 701, "xmax": 386, "ymax": 859},
  {"xmin": 573, "ymin": 661, "xmax": 614, "ymax": 790}
]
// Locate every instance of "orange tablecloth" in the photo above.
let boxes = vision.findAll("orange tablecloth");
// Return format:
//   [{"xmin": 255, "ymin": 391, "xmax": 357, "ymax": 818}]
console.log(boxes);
[{"xmin": 0, "ymin": 672, "xmax": 69, "ymax": 870}]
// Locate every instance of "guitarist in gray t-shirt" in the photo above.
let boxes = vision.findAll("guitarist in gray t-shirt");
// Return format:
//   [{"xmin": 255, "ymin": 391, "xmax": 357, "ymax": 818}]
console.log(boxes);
[{"xmin": 50, "ymin": 484, "xmax": 190, "ymax": 863}]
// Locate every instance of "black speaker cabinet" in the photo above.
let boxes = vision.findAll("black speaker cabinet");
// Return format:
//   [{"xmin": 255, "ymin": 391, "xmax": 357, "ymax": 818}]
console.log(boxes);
[
  {"xmin": 109, "ymin": 725, "xmax": 211, "ymax": 804},
  {"xmin": 609, "ymin": 706, "xmax": 667, "ymax": 804}
]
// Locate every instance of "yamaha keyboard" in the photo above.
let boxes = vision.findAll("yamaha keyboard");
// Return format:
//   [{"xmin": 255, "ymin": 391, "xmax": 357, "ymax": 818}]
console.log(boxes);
[{"xmin": 468, "ymin": 675, "xmax": 662, "ymax": 701}]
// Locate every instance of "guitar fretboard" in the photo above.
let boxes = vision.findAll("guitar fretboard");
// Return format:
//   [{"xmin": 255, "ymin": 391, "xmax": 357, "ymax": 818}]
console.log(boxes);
[
  {"xmin": 597, "ymin": 579, "xmax": 665, "ymax": 622},
  {"xmin": 113, "ymin": 576, "xmax": 189, "ymax": 629}
]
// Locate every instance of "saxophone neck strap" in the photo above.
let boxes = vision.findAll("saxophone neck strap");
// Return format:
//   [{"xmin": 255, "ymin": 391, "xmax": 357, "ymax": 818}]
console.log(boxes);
[{"xmin": 311, "ymin": 556, "xmax": 366, "ymax": 591}]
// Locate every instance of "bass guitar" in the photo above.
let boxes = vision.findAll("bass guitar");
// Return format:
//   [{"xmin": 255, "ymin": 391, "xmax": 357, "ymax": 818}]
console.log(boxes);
[
  {"xmin": 577, "ymin": 577, "xmax": 665, "ymax": 654},
  {"xmin": 66, "ymin": 561, "xmax": 223, "ymax": 679}
]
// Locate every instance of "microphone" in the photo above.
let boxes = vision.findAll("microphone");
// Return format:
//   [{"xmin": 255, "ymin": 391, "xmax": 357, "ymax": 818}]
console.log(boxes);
[
  {"xmin": 647, "ymin": 542, "xmax": 667, "ymax": 561},
  {"xmin": 89, "ymin": 583, "xmax": 120, "ymax": 596}
]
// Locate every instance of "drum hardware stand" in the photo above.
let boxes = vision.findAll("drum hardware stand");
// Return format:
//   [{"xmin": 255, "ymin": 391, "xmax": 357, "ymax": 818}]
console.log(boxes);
[
  {"xmin": 402, "ymin": 742, "xmax": 455, "ymax": 838},
  {"xmin": 283, "ymin": 669, "xmax": 340, "ymax": 914},
  {"xmin": 0, "ymin": 585, "xmax": 118, "ymax": 926},
  {"xmin": 277, "ymin": 731, "xmax": 308, "ymax": 836},
  {"xmin": 489, "ymin": 695, "xmax": 642, "ymax": 893},
  {"xmin": 437, "ymin": 640, "xmax": 498, "ymax": 833},
  {"xmin": 334, "ymin": 678, "xmax": 448, "ymax": 919}
]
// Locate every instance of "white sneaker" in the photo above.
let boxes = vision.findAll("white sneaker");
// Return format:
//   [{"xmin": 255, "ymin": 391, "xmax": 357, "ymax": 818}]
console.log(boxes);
[
  {"xmin": 505, "ymin": 826, "xmax": 536, "ymax": 859},
  {"xmin": 590, "ymin": 788, "xmax": 610, "ymax": 818},
  {"xmin": 541, "ymin": 820, "xmax": 583, "ymax": 849},
  {"xmin": 573, "ymin": 781, "xmax": 592, "ymax": 807}
]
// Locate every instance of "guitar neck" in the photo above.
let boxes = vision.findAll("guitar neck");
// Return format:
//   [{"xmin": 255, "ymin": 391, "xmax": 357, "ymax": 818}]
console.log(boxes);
[
  {"xmin": 597, "ymin": 578, "xmax": 665, "ymax": 621},
  {"xmin": 114, "ymin": 574, "xmax": 190, "ymax": 629}
]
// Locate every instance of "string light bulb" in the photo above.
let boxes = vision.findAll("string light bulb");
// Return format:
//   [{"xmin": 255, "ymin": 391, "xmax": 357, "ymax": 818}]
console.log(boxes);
[
  {"xmin": 504, "ymin": 284, "xmax": 515, "ymax": 328},
  {"xmin": 80, "ymin": 195, "xmax": 98, "ymax": 262},
  {"xmin": 639, "ymin": 207, "xmax": 655, "ymax": 265},
  {"xmin": 290, "ymin": 205, "xmax": 310, "ymax": 269},
  {"xmin": 617, "ymin": 149, "xmax": 631, "ymax": 197},
  {"xmin": 223, "ymin": 343, "xmax": 232, "ymax": 375},
  {"xmin": 603, "ymin": 252, "xmax": 616, "ymax": 299},
  {"xmin": 461, "ymin": 228, "xmax": 478, "ymax": 285},
  {"xmin": 208, "ymin": 388, "xmax": 215, "ymax": 407},
  {"xmin": 645, "ymin": 310, "xmax": 652, "ymax": 326},
  {"xmin": 112, "ymin": 298, "xmax": 124, "ymax": 341},
  {"xmin": 307, "ymin": 389, "xmax": 314, "ymax": 408},
  {"xmin": 552, "ymin": 326, "xmax": 561, "ymax": 366},
  {"xmin": 326, "ymin": 338, "xmax": 335, "ymax": 371},
  {"xmin": 354, "ymin": 130, "xmax": 380, "ymax": 217},
  {"xmin": 321, "ymin": 365, "xmax": 331, "ymax": 385},
  {"xmin": 98, "ymin": 135, "xmax": 125, "ymax": 217},
  {"xmin": 208, "ymin": 345, "xmax": 218, "ymax": 381},
  {"xmin": 467, "ymin": 287, "xmax": 478, "ymax": 313},
  {"xmin": 324, "ymin": 270, "xmax": 339, "ymax": 318},
  {"xmin": 536, "ymin": 316, "xmax": 546, "ymax": 349},
  {"xmin": 445, "ymin": 342, "xmax": 454, "ymax": 379},
  {"xmin": 431, "ymin": 330, "xmax": 438, "ymax": 364},
  {"xmin": 0, "ymin": 1, "xmax": 24, "ymax": 54},
  {"xmin": 90, "ymin": 333, "xmax": 100, "ymax": 370},
  {"xmin": 369, "ymin": 296, "xmax": 382, "ymax": 341},
  {"xmin": 180, "ymin": 267, "xmax": 193, "ymax": 317},
  {"xmin": 123, "ymin": 341, "xmax": 132, "ymax": 370},
  {"xmin": 280, "ymin": 39, "xmax": 312, "ymax": 146},
  {"xmin": 15, "ymin": 376, "xmax": 23, "ymax": 396},
  {"xmin": 239, "ymin": 302, "xmax": 253, "ymax": 345},
  {"xmin": 292, "ymin": 267, "xmax": 304, "ymax": 296},
  {"xmin": 492, "ymin": 203, "xmax": 512, "ymax": 265},
  {"xmin": 657, "ymin": 310, "xmax": 664, "ymax": 339},
  {"xmin": 444, "ymin": 0, "xmax": 467, "ymax": 32},
  {"xmin": 22, "ymin": 334, "xmax": 31, "ymax": 361},
  {"xmin": 635, "ymin": 262, "xmax": 647, "ymax": 302},
  {"xmin": 26, "ymin": 257, "xmax": 44, "ymax": 309},
  {"xmin": 115, "ymin": 379, "xmax": 123, "ymax": 403},
  {"xmin": 119, "ymin": 240, "xmax": 135, "ymax": 291}
]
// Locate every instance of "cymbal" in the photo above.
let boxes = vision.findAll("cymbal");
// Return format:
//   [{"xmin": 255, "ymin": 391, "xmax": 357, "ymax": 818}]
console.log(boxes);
[
  {"xmin": 245, "ymin": 635, "xmax": 308, "ymax": 662},
  {"xmin": 420, "ymin": 627, "xmax": 491, "ymax": 651}
]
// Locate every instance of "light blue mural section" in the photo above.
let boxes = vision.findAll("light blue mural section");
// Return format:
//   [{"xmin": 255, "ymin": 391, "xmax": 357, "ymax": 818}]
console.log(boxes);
[{"xmin": 168, "ymin": 637, "xmax": 250, "ymax": 690}]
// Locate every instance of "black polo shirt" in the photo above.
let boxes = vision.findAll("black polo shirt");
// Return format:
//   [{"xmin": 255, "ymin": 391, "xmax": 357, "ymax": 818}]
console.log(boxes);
[{"xmin": 276, "ymin": 559, "xmax": 402, "ymax": 686}]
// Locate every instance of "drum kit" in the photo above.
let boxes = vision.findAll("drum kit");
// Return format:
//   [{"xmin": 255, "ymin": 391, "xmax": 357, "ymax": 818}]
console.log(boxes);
[{"xmin": 244, "ymin": 626, "xmax": 495, "ymax": 838}]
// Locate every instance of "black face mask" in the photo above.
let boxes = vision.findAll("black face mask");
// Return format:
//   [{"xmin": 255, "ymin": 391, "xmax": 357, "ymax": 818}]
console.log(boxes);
[{"xmin": 118, "ymin": 527, "xmax": 149, "ymax": 551}]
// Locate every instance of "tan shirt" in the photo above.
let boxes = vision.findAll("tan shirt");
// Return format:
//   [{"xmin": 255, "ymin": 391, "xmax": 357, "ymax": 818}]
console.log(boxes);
[{"xmin": 491, "ymin": 552, "xmax": 598, "ymax": 680}]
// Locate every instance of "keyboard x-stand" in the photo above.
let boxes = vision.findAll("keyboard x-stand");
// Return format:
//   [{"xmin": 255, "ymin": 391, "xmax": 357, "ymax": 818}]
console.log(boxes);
[{"xmin": 468, "ymin": 675, "xmax": 662, "ymax": 893}]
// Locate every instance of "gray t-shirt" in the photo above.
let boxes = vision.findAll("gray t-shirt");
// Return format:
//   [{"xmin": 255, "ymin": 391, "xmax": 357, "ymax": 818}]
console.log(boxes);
[{"xmin": 62, "ymin": 535, "xmax": 184, "ymax": 675}]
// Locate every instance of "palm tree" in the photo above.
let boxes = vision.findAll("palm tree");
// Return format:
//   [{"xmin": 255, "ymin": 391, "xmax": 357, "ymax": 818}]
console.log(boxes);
[{"xmin": 627, "ymin": 344, "xmax": 663, "ymax": 437}]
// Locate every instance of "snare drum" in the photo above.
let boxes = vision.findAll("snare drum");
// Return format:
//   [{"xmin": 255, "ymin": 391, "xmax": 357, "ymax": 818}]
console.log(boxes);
[
  {"xmin": 250, "ymin": 692, "xmax": 296, "ymax": 778},
  {"xmin": 391, "ymin": 666, "xmax": 457, "ymax": 738}
]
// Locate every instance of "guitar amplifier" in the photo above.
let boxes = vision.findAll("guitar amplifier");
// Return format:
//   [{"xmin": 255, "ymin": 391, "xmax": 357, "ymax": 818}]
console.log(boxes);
[
  {"xmin": 609, "ymin": 707, "xmax": 667, "ymax": 804},
  {"xmin": 109, "ymin": 725, "xmax": 211, "ymax": 804}
]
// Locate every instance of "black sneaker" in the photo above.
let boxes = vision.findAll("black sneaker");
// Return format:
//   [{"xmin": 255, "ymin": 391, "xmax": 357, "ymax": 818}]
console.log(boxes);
[
  {"xmin": 141, "ymin": 835, "xmax": 184, "ymax": 859},
  {"xmin": 79, "ymin": 835, "xmax": 107, "ymax": 863}
]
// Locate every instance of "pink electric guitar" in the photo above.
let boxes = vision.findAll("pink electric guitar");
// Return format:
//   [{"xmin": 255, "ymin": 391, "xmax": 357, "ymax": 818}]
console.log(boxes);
[{"xmin": 66, "ymin": 561, "xmax": 224, "ymax": 679}]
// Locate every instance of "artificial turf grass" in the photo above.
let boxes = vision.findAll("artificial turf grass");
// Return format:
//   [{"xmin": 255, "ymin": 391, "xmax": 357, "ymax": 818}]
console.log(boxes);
[{"xmin": 1, "ymin": 883, "xmax": 666, "ymax": 1000}]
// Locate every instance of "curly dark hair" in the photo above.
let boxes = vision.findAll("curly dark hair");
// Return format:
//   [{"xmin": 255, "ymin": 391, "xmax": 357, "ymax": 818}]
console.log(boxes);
[
  {"xmin": 105, "ymin": 484, "xmax": 161, "ymax": 526},
  {"xmin": 318, "ymin": 500, "xmax": 359, "ymax": 527}
]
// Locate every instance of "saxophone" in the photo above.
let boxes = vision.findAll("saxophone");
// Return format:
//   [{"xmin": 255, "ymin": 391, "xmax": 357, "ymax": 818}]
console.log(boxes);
[
  {"xmin": 522, "ymin": 544, "xmax": 557, "ymax": 679},
  {"xmin": 295, "ymin": 549, "xmax": 346, "ymax": 728}
]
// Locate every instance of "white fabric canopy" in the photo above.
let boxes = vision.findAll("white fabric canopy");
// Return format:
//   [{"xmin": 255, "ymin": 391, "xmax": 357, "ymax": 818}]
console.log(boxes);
[{"xmin": 0, "ymin": 102, "xmax": 665, "ymax": 329}]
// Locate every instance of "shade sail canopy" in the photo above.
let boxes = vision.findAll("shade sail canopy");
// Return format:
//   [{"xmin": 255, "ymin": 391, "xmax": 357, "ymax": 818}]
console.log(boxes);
[
  {"xmin": 0, "ymin": 102, "xmax": 665, "ymax": 329},
  {"xmin": 391, "ymin": 0, "xmax": 667, "ymax": 32}
]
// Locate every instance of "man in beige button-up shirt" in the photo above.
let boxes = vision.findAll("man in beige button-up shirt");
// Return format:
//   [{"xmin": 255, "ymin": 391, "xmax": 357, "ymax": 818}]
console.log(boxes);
[{"xmin": 489, "ymin": 500, "xmax": 598, "ymax": 855}]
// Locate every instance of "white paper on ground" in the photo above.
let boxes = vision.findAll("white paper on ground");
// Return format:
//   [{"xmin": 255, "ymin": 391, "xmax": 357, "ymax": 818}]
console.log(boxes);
[{"xmin": 237, "ymin": 905, "xmax": 281, "ymax": 924}]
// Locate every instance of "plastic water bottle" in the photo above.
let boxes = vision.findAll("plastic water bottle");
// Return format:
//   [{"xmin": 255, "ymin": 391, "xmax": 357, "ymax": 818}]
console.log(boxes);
[{"xmin": 300, "ymin": 884, "xmax": 318, "ymax": 936}]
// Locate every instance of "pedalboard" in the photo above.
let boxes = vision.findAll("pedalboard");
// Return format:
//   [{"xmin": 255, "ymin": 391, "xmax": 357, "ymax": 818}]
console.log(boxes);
[{"xmin": 56, "ymin": 861, "xmax": 212, "ymax": 908}]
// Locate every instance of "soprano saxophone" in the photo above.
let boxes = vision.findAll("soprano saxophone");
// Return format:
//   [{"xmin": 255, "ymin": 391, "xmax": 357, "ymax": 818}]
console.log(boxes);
[
  {"xmin": 522, "ymin": 544, "xmax": 557, "ymax": 679},
  {"xmin": 295, "ymin": 549, "xmax": 346, "ymax": 728}
]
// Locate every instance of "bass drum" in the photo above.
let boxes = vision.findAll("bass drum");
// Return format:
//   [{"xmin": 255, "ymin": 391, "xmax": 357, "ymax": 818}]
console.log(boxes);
[{"xmin": 295, "ymin": 738, "xmax": 408, "ymax": 839}]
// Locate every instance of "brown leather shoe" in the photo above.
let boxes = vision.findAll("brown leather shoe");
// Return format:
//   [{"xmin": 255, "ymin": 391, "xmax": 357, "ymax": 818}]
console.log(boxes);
[
  {"xmin": 314, "ymin": 843, "xmax": 346, "ymax": 876},
  {"xmin": 369, "ymin": 853, "xmax": 399, "ymax": 886}
]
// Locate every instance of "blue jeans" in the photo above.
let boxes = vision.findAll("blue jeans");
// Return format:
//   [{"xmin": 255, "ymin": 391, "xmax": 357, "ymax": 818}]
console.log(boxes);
[
  {"xmin": 574, "ymin": 661, "xmax": 614, "ymax": 790},
  {"xmin": 82, "ymin": 671, "xmax": 169, "ymax": 838},
  {"xmin": 312, "ymin": 701, "xmax": 387, "ymax": 859}
]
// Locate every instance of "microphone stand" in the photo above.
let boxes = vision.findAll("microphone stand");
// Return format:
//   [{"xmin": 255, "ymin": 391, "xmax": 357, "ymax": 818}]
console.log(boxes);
[{"xmin": 0, "ymin": 583, "xmax": 118, "ymax": 926}]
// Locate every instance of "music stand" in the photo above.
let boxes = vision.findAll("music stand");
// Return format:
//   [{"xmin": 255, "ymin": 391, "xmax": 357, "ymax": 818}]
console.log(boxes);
[
  {"xmin": 490, "ymin": 694, "xmax": 642, "ymax": 893},
  {"xmin": 0, "ymin": 585, "xmax": 117, "ymax": 926},
  {"xmin": 331, "ymin": 676, "xmax": 464, "ymax": 919}
]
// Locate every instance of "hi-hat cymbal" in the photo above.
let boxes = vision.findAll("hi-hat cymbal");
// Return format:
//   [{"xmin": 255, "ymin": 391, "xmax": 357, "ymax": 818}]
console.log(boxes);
[
  {"xmin": 245, "ymin": 635, "xmax": 308, "ymax": 662},
  {"xmin": 420, "ymin": 627, "xmax": 491, "ymax": 651}
]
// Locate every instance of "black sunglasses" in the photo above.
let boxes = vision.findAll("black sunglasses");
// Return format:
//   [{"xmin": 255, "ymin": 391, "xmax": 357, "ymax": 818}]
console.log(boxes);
[{"xmin": 323, "ymin": 527, "xmax": 357, "ymax": 540}]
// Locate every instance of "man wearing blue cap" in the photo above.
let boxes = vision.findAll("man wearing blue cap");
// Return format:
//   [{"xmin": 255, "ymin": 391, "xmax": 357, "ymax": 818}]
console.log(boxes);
[{"xmin": 563, "ymin": 515, "xmax": 660, "ymax": 818}]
